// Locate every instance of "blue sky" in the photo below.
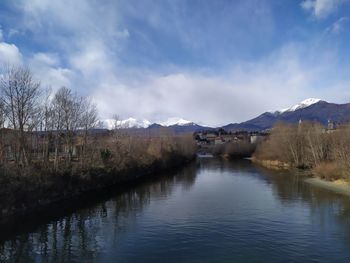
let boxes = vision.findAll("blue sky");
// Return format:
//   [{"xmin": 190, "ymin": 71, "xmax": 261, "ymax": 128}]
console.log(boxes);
[{"xmin": 0, "ymin": 0, "xmax": 350, "ymax": 126}]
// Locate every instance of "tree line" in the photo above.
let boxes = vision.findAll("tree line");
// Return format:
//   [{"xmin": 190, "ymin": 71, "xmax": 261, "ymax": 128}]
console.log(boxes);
[
  {"xmin": 254, "ymin": 122, "xmax": 350, "ymax": 180},
  {"xmin": 0, "ymin": 65, "xmax": 196, "ymax": 175},
  {"xmin": 0, "ymin": 65, "xmax": 98, "ymax": 170}
]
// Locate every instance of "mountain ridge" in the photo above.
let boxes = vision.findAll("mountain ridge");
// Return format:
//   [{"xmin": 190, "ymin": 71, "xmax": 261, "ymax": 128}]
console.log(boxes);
[
  {"xmin": 223, "ymin": 100, "xmax": 350, "ymax": 131},
  {"xmin": 97, "ymin": 99, "xmax": 350, "ymax": 133}
]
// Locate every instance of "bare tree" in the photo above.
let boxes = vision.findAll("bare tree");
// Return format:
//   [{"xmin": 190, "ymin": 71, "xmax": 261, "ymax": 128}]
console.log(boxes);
[
  {"xmin": 80, "ymin": 97, "xmax": 98, "ymax": 166},
  {"xmin": 37, "ymin": 87, "xmax": 55, "ymax": 163},
  {"xmin": 304, "ymin": 122, "xmax": 330, "ymax": 167},
  {"xmin": 81, "ymin": 97, "xmax": 98, "ymax": 132},
  {"xmin": 0, "ymin": 65, "xmax": 41, "ymax": 165},
  {"xmin": 0, "ymin": 100, "xmax": 6, "ymax": 165},
  {"xmin": 331, "ymin": 125, "xmax": 350, "ymax": 168},
  {"xmin": 0, "ymin": 100, "xmax": 6, "ymax": 128},
  {"xmin": 51, "ymin": 87, "xmax": 84, "ymax": 166}
]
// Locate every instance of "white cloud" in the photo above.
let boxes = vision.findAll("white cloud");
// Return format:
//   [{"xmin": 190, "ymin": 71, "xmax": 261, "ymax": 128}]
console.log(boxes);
[
  {"xmin": 32, "ymin": 52, "xmax": 59, "ymax": 66},
  {"xmin": 0, "ymin": 27, "xmax": 3, "ymax": 41},
  {"xmin": 0, "ymin": 42, "xmax": 22, "ymax": 65},
  {"xmin": 301, "ymin": 0, "xmax": 345, "ymax": 19},
  {"xmin": 0, "ymin": 38, "xmax": 345, "ymax": 127},
  {"xmin": 325, "ymin": 17, "xmax": 348, "ymax": 34},
  {"xmin": 15, "ymin": 0, "xmax": 127, "ymax": 95},
  {"xmin": 91, "ymin": 43, "xmax": 346, "ymax": 126},
  {"xmin": 8, "ymin": 29, "xmax": 21, "ymax": 38},
  {"xmin": 115, "ymin": 29, "xmax": 129, "ymax": 39},
  {"xmin": 17, "ymin": 0, "xmax": 128, "ymax": 50},
  {"xmin": 28, "ymin": 52, "xmax": 74, "ymax": 91},
  {"xmin": 70, "ymin": 42, "xmax": 113, "ymax": 77}
]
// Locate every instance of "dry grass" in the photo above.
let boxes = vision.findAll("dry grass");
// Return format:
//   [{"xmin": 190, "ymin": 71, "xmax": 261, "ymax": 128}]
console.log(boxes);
[
  {"xmin": 313, "ymin": 162, "xmax": 350, "ymax": 181},
  {"xmin": 0, "ymin": 134, "xmax": 197, "ymax": 219},
  {"xmin": 254, "ymin": 122, "xmax": 350, "ymax": 181}
]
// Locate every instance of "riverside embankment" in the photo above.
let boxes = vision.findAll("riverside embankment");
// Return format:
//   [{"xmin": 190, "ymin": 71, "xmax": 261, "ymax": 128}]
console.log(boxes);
[
  {"xmin": 252, "ymin": 156, "xmax": 350, "ymax": 196},
  {"xmin": 0, "ymin": 135, "xmax": 196, "ymax": 225}
]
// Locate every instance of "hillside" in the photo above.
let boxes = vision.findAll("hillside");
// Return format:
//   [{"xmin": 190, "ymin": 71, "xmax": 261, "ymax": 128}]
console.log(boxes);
[{"xmin": 223, "ymin": 100, "xmax": 350, "ymax": 131}]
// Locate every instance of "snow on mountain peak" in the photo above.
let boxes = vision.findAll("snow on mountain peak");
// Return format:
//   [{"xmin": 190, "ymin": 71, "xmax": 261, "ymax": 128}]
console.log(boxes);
[
  {"xmin": 98, "ymin": 118, "xmax": 151, "ymax": 129},
  {"xmin": 119, "ymin": 118, "xmax": 151, "ymax": 128},
  {"xmin": 98, "ymin": 117, "xmax": 194, "ymax": 129},
  {"xmin": 160, "ymin": 117, "xmax": 192, "ymax": 126},
  {"xmin": 287, "ymin": 98, "xmax": 322, "ymax": 112},
  {"xmin": 273, "ymin": 98, "xmax": 322, "ymax": 114}
]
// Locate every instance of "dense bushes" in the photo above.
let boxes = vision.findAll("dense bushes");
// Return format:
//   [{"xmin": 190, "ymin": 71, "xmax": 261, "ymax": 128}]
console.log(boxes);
[
  {"xmin": 0, "ymin": 133, "xmax": 196, "ymax": 219},
  {"xmin": 254, "ymin": 122, "xmax": 350, "ymax": 180},
  {"xmin": 212, "ymin": 141, "xmax": 256, "ymax": 158}
]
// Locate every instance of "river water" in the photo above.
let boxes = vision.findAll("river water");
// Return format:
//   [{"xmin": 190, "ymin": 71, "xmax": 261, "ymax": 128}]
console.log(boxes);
[{"xmin": 1, "ymin": 158, "xmax": 350, "ymax": 262}]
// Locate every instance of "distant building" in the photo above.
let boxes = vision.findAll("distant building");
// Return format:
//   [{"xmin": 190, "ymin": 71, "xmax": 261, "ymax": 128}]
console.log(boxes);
[
  {"xmin": 214, "ymin": 137, "xmax": 225, "ymax": 145},
  {"xmin": 250, "ymin": 134, "xmax": 264, "ymax": 144},
  {"xmin": 206, "ymin": 133, "xmax": 217, "ymax": 144},
  {"xmin": 194, "ymin": 128, "xmax": 268, "ymax": 146},
  {"xmin": 221, "ymin": 135, "xmax": 233, "ymax": 143},
  {"xmin": 327, "ymin": 119, "xmax": 336, "ymax": 130},
  {"xmin": 326, "ymin": 119, "xmax": 336, "ymax": 133}
]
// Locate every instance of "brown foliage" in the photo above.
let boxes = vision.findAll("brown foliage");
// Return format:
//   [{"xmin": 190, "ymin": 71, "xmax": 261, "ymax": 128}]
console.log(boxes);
[
  {"xmin": 312, "ymin": 162, "xmax": 349, "ymax": 181},
  {"xmin": 212, "ymin": 141, "xmax": 255, "ymax": 158},
  {"xmin": 255, "ymin": 122, "xmax": 350, "ymax": 180},
  {"xmin": 97, "ymin": 133, "xmax": 196, "ymax": 170}
]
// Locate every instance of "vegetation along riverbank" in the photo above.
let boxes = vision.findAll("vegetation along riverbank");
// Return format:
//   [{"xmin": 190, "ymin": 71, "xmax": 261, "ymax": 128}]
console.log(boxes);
[
  {"xmin": 0, "ymin": 65, "xmax": 196, "ymax": 222},
  {"xmin": 253, "ymin": 121, "xmax": 350, "ymax": 186}
]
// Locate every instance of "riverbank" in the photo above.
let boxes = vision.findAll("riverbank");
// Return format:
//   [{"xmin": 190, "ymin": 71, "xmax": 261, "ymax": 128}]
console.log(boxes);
[
  {"xmin": 253, "ymin": 121, "xmax": 350, "ymax": 181},
  {"xmin": 0, "ymin": 153, "xmax": 195, "ymax": 226},
  {"xmin": 253, "ymin": 157, "xmax": 350, "ymax": 197},
  {"xmin": 251, "ymin": 157, "xmax": 291, "ymax": 170},
  {"xmin": 305, "ymin": 177, "xmax": 350, "ymax": 197}
]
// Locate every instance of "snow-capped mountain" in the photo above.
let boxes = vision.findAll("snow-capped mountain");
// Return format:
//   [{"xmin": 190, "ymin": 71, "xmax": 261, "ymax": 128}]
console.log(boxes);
[
  {"xmin": 98, "ymin": 117, "xmax": 195, "ymax": 130},
  {"xmin": 98, "ymin": 118, "xmax": 151, "ymax": 129},
  {"xmin": 275, "ymin": 98, "xmax": 322, "ymax": 114},
  {"xmin": 159, "ymin": 117, "xmax": 193, "ymax": 126},
  {"xmin": 96, "ymin": 99, "xmax": 350, "ymax": 133},
  {"xmin": 224, "ymin": 99, "xmax": 350, "ymax": 131}
]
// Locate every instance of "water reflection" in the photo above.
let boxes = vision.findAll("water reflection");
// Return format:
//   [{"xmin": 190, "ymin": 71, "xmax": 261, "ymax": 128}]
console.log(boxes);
[
  {"xmin": 255, "ymin": 163, "xmax": 350, "ymax": 248},
  {"xmin": 1, "ymin": 159, "xmax": 350, "ymax": 262},
  {"xmin": 0, "ymin": 164, "xmax": 197, "ymax": 262}
]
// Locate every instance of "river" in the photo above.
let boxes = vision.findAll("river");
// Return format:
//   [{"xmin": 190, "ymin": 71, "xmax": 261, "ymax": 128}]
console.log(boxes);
[{"xmin": 1, "ymin": 158, "xmax": 350, "ymax": 262}]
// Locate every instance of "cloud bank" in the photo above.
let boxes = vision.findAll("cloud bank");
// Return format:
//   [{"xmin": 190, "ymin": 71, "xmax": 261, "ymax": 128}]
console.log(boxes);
[
  {"xmin": 301, "ymin": 0, "xmax": 346, "ymax": 18},
  {"xmin": 0, "ymin": 42, "xmax": 22, "ymax": 65}
]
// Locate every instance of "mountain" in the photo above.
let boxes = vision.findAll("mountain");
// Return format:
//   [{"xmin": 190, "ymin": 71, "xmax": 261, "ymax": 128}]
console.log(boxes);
[
  {"xmin": 159, "ymin": 117, "xmax": 192, "ymax": 126},
  {"xmin": 97, "ymin": 99, "xmax": 350, "ymax": 134},
  {"xmin": 137, "ymin": 122, "xmax": 213, "ymax": 134},
  {"xmin": 271, "ymin": 98, "xmax": 322, "ymax": 114},
  {"xmin": 98, "ymin": 118, "xmax": 151, "ymax": 129},
  {"xmin": 223, "ymin": 99, "xmax": 350, "ymax": 131},
  {"xmin": 165, "ymin": 123, "xmax": 214, "ymax": 133},
  {"xmin": 98, "ymin": 117, "xmax": 213, "ymax": 134},
  {"xmin": 98, "ymin": 117, "xmax": 197, "ymax": 129}
]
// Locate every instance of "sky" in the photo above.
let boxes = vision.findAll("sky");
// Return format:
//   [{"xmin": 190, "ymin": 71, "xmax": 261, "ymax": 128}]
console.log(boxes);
[{"xmin": 0, "ymin": 0, "xmax": 350, "ymax": 126}]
